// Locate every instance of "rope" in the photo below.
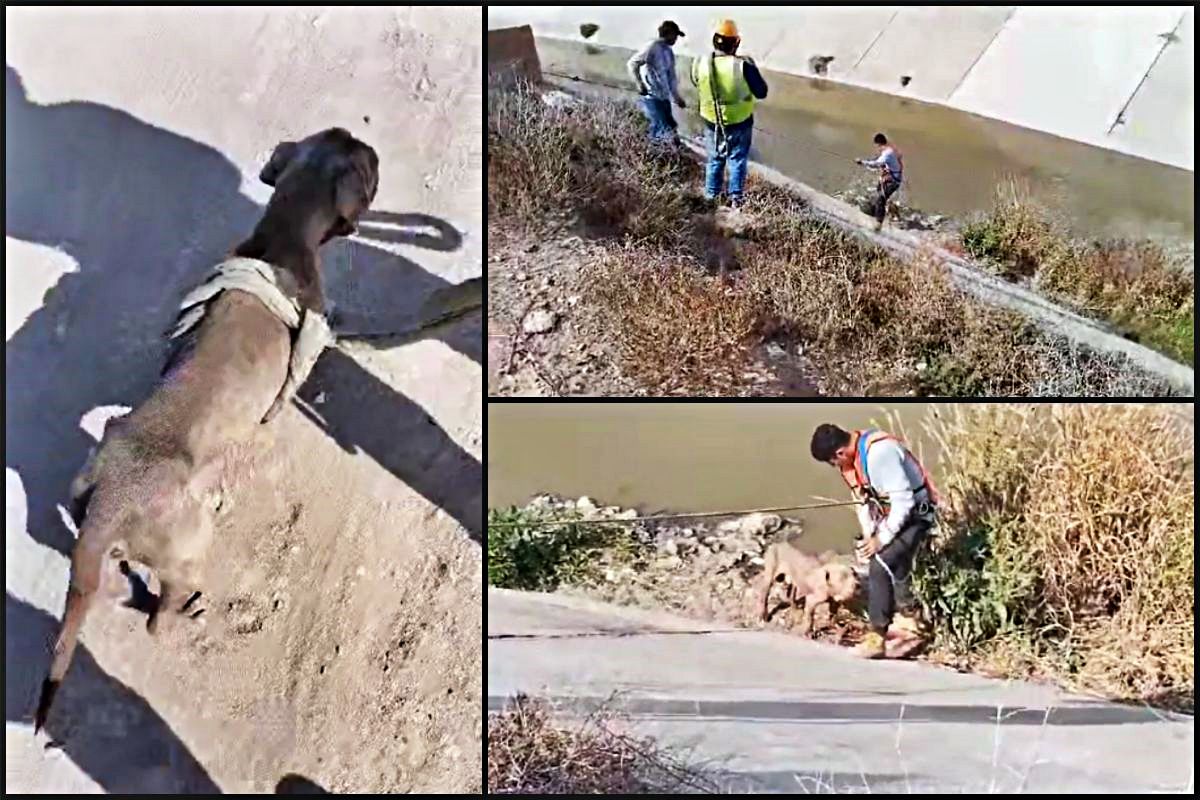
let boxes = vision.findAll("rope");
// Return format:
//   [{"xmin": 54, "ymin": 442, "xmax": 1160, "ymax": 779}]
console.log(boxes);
[
  {"xmin": 486, "ymin": 498, "xmax": 865, "ymax": 529},
  {"xmin": 541, "ymin": 68, "xmax": 862, "ymax": 164},
  {"xmin": 540, "ymin": 68, "xmax": 920, "ymax": 205}
]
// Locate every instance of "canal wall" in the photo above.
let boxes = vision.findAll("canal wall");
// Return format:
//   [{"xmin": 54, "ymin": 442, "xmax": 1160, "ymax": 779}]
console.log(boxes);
[{"xmin": 487, "ymin": 6, "xmax": 1194, "ymax": 171}]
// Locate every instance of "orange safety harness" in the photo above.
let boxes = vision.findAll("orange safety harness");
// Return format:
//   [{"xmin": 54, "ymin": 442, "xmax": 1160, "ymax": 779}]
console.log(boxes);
[
  {"xmin": 878, "ymin": 145, "xmax": 903, "ymax": 185},
  {"xmin": 840, "ymin": 428, "xmax": 938, "ymax": 517}
]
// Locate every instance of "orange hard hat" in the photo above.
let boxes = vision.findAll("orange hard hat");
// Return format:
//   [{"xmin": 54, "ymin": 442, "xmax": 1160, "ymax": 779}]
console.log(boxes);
[{"xmin": 713, "ymin": 19, "xmax": 740, "ymax": 39}]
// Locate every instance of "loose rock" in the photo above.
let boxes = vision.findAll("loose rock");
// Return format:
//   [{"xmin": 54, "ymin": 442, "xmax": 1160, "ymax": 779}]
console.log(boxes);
[{"xmin": 522, "ymin": 309, "xmax": 558, "ymax": 335}]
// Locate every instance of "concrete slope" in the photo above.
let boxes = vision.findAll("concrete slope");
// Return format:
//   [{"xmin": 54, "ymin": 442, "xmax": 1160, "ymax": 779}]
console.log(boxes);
[
  {"xmin": 488, "ymin": 588, "xmax": 1194, "ymax": 794},
  {"xmin": 677, "ymin": 140, "xmax": 1195, "ymax": 395},
  {"xmin": 486, "ymin": 6, "xmax": 1195, "ymax": 170}
]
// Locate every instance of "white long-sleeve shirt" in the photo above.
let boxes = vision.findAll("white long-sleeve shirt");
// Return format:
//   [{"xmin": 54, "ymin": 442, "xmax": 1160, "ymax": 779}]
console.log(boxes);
[
  {"xmin": 860, "ymin": 146, "xmax": 903, "ymax": 182},
  {"xmin": 854, "ymin": 438, "xmax": 929, "ymax": 546}
]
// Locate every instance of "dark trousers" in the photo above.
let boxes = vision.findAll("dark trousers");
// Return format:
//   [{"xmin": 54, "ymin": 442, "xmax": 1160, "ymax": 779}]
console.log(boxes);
[
  {"xmin": 872, "ymin": 176, "xmax": 901, "ymax": 222},
  {"xmin": 868, "ymin": 516, "xmax": 931, "ymax": 632}
]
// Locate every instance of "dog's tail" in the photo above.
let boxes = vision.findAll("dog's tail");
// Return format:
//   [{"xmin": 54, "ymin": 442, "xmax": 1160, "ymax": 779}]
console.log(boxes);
[{"xmin": 34, "ymin": 496, "xmax": 121, "ymax": 735}]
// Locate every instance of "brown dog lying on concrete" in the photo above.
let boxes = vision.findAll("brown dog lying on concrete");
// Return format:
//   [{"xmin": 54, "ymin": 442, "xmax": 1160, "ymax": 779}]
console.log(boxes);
[
  {"xmin": 35, "ymin": 127, "xmax": 379, "ymax": 734},
  {"xmin": 758, "ymin": 541, "xmax": 860, "ymax": 635}
]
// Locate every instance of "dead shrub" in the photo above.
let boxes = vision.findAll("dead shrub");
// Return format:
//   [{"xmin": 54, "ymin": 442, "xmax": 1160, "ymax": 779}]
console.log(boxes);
[
  {"xmin": 487, "ymin": 81, "xmax": 574, "ymax": 223},
  {"xmin": 961, "ymin": 177, "xmax": 1194, "ymax": 363},
  {"xmin": 487, "ymin": 694, "xmax": 716, "ymax": 794},
  {"xmin": 920, "ymin": 404, "xmax": 1194, "ymax": 710},
  {"xmin": 581, "ymin": 249, "xmax": 764, "ymax": 395},
  {"xmin": 488, "ymin": 81, "xmax": 698, "ymax": 245}
]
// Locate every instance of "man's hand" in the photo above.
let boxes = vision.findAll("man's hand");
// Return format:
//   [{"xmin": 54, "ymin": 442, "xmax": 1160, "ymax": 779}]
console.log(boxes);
[{"xmin": 855, "ymin": 534, "xmax": 881, "ymax": 561}]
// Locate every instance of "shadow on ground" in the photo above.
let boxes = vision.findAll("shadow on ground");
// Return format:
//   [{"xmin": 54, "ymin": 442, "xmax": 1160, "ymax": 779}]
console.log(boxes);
[
  {"xmin": 5, "ymin": 592, "xmax": 221, "ymax": 793},
  {"xmin": 275, "ymin": 773, "xmax": 330, "ymax": 793}
]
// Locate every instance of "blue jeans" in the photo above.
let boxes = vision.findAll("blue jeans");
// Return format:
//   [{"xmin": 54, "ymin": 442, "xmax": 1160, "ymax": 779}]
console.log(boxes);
[
  {"xmin": 704, "ymin": 121, "xmax": 752, "ymax": 200},
  {"xmin": 639, "ymin": 97, "xmax": 678, "ymax": 142}
]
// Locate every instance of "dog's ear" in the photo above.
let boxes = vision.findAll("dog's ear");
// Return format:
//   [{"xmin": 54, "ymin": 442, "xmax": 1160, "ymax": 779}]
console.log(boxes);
[
  {"xmin": 259, "ymin": 141, "xmax": 299, "ymax": 187},
  {"xmin": 332, "ymin": 149, "xmax": 379, "ymax": 235}
]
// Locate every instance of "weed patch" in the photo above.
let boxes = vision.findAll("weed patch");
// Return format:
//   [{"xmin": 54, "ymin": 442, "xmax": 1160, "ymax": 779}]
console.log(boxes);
[{"xmin": 914, "ymin": 404, "xmax": 1194, "ymax": 710}]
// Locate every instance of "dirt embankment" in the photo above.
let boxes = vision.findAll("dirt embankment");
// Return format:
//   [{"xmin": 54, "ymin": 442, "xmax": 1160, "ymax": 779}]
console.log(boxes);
[{"xmin": 487, "ymin": 85, "xmax": 1188, "ymax": 398}]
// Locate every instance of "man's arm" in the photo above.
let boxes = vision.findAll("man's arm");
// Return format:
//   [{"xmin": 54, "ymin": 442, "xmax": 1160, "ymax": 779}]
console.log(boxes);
[
  {"xmin": 627, "ymin": 41, "xmax": 653, "ymax": 94},
  {"xmin": 868, "ymin": 442, "xmax": 915, "ymax": 546},
  {"xmin": 742, "ymin": 58, "xmax": 769, "ymax": 99}
]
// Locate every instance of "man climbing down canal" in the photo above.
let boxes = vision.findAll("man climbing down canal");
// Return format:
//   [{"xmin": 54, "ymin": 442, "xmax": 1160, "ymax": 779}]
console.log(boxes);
[
  {"xmin": 627, "ymin": 20, "xmax": 688, "ymax": 144},
  {"xmin": 810, "ymin": 423, "xmax": 937, "ymax": 659},
  {"xmin": 691, "ymin": 19, "xmax": 768, "ymax": 209},
  {"xmin": 856, "ymin": 132, "xmax": 904, "ymax": 231}
]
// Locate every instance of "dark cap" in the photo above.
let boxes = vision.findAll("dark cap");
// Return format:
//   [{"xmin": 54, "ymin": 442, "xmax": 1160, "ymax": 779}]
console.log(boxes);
[{"xmin": 658, "ymin": 20, "xmax": 685, "ymax": 38}]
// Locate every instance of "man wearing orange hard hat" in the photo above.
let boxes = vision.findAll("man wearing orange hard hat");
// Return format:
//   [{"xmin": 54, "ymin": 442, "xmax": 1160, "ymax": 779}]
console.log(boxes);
[{"xmin": 690, "ymin": 18, "xmax": 769, "ymax": 209}]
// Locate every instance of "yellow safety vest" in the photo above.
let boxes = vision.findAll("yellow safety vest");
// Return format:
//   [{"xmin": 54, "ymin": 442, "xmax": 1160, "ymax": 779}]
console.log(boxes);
[{"xmin": 692, "ymin": 53, "xmax": 755, "ymax": 126}]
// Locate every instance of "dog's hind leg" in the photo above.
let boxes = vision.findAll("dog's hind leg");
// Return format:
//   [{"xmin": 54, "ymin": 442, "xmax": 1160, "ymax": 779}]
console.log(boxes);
[
  {"xmin": 67, "ymin": 450, "xmax": 100, "ymax": 529},
  {"xmin": 148, "ymin": 562, "xmax": 206, "ymax": 633},
  {"xmin": 147, "ymin": 504, "xmax": 212, "ymax": 634},
  {"xmin": 68, "ymin": 415, "xmax": 129, "ymax": 528}
]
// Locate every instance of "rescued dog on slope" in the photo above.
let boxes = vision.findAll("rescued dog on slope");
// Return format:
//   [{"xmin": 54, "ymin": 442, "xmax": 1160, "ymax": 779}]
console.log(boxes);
[
  {"xmin": 35, "ymin": 127, "xmax": 379, "ymax": 734},
  {"xmin": 758, "ymin": 541, "xmax": 860, "ymax": 635}
]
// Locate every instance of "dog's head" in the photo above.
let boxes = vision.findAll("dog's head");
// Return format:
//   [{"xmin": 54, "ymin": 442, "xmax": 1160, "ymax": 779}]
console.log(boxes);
[
  {"xmin": 822, "ymin": 563, "xmax": 861, "ymax": 604},
  {"xmin": 259, "ymin": 127, "xmax": 380, "ymax": 243}
]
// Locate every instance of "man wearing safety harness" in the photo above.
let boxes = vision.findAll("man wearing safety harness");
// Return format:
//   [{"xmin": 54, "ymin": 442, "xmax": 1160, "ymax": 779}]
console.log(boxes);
[
  {"xmin": 810, "ymin": 423, "xmax": 938, "ymax": 659},
  {"xmin": 690, "ymin": 19, "xmax": 769, "ymax": 208},
  {"xmin": 855, "ymin": 132, "xmax": 903, "ymax": 231}
]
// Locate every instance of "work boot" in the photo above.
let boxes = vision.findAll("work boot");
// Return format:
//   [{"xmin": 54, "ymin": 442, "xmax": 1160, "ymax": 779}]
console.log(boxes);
[{"xmin": 854, "ymin": 630, "xmax": 886, "ymax": 659}]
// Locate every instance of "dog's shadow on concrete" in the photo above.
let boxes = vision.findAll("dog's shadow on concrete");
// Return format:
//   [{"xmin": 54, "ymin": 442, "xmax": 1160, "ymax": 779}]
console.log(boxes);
[
  {"xmin": 5, "ymin": 592, "xmax": 223, "ymax": 793},
  {"xmin": 5, "ymin": 62, "xmax": 480, "ymax": 789}
]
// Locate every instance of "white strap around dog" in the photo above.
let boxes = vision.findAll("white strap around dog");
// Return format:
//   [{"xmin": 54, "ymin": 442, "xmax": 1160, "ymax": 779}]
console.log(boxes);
[{"xmin": 168, "ymin": 257, "xmax": 334, "ymax": 423}]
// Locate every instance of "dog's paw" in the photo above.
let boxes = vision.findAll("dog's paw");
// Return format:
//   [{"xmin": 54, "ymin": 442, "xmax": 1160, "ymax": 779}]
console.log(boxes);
[{"xmin": 180, "ymin": 591, "xmax": 207, "ymax": 624}]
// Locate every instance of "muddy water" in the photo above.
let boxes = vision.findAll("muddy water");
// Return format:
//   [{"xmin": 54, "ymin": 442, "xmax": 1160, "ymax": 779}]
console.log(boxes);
[
  {"xmin": 488, "ymin": 402, "xmax": 948, "ymax": 551},
  {"xmin": 534, "ymin": 37, "xmax": 1194, "ymax": 242}
]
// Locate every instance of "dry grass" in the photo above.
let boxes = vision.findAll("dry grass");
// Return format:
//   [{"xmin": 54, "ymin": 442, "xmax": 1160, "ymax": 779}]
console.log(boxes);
[
  {"xmin": 489, "ymin": 85, "xmax": 1182, "ymax": 396},
  {"xmin": 961, "ymin": 178, "xmax": 1061, "ymax": 280},
  {"xmin": 487, "ymin": 694, "xmax": 718, "ymax": 794},
  {"xmin": 961, "ymin": 178, "xmax": 1194, "ymax": 364},
  {"xmin": 917, "ymin": 404, "xmax": 1194, "ymax": 710},
  {"xmin": 488, "ymin": 80, "xmax": 699, "ymax": 245},
  {"xmin": 580, "ymin": 247, "xmax": 764, "ymax": 396}
]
